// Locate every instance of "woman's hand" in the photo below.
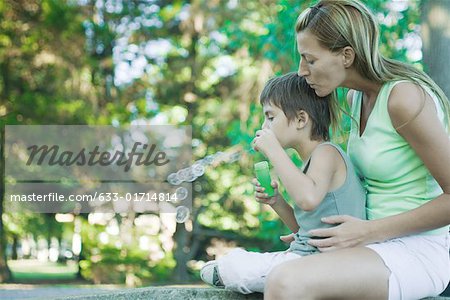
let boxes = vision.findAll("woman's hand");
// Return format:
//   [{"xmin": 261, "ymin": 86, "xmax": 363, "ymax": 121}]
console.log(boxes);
[
  {"xmin": 253, "ymin": 178, "xmax": 280, "ymax": 206},
  {"xmin": 252, "ymin": 129, "xmax": 281, "ymax": 158},
  {"xmin": 307, "ymin": 215, "xmax": 376, "ymax": 252}
]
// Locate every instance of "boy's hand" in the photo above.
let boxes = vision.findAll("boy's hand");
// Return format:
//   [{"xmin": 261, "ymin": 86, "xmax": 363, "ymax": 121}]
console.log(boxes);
[
  {"xmin": 252, "ymin": 129, "xmax": 281, "ymax": 157},
  {"xmin": 280, "ymin": 233, "xmax": 296, "ymax": 243},
  {"xmin": 253, "ymin": 178, "xmax": 279, "ymax": 206}
]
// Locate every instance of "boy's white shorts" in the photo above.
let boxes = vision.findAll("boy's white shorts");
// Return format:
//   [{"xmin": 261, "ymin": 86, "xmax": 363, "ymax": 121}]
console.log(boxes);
[
  {"xmin": 366, "ymin": 234, "xmax": 450, "ymax": 300},
  {"xmin": 216, "ymin": 248, "xmax": 300, "ymax": 294}
]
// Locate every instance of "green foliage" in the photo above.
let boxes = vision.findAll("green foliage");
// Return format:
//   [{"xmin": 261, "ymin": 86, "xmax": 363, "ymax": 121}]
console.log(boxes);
[{"xmin": 0, "ymin": 0, "xmax": 427, "ymax": 284}]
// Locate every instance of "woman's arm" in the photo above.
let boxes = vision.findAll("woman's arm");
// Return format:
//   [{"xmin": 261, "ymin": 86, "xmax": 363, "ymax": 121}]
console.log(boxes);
[
  {"xmin": 308, "ymin": 83, "xmax": 450, "ymax": 251},
  {"xmin": 373, "ymin": 82, "xmax": 450, "ymax": 238}
]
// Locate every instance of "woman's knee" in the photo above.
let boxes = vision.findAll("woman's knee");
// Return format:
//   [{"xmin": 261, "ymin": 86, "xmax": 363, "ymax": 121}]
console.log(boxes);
[
  {"xmin": 265, "ymin": 264, "xmax": 290, "ymax": 299},
  {"xmin": 265, "ymin": 262, "xmax": 311, "ymax": 299}
]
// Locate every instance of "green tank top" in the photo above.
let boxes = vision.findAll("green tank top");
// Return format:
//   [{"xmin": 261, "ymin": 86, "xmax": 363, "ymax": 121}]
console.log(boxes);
[
  {"xmin": 289, "ymin": 142, "xmax": 367, "ymax": 256},
  {"xmin": 347, "ymin": 80, "xmax": 449, "ymax": 235}
]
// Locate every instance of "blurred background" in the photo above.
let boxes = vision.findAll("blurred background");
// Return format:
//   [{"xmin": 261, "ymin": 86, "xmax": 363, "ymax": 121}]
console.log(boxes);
[{"xmin": 0, "ymin": 0, "xmax": 448, "ymax": 296}]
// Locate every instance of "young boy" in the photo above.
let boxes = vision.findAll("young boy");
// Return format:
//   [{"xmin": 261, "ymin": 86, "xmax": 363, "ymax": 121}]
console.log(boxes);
[{"xmin": 200, "ymin": 72, "xmax": 366, "ymax": 294}]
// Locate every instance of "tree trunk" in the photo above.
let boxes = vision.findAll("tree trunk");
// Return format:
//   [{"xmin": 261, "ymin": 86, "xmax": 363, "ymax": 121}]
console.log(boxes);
[
  {"xmin": 421, "ymin": 3, "xmax": 450, "ymax": 296},
  {"xmin": 421, "ymin": 0, "xmax": 450, "ymax": 98},
  {"xmin": 171, "ymin": 222, "xmax": 190, "ymax": 283},
  {"xmin": 170, "ymin": 0, "xmax": 204, "ymax": 284},
  {"xmin": 0, "ymin": 126, "xmax": 11, "ymax": 282},
  {"xmin": 11, "ymin": 235, "xmax": 18, "ymax": 260}
]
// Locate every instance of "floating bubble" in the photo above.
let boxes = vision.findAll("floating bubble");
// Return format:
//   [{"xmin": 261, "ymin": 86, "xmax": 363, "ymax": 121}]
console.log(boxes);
[
  {"xmin": 191, "ymin": 163, "xmax": 205, "ymax": 177},
  {"xmin": 175, "ymin": 206, "xmax": 190, "ymax": 223},
  {"xmin": 179, "ymin": 167, "xmax": 197, "ymax": 182},
  {"xmin": 186, "ymin": 172, "xmax": 197, "ymax": 182},
  {"xmin": 168, "ymin": 149, "xmax": 240, "ymax": 185},
  {"xmin": 228, "ymin": 151, "xmax": 241, "ymax": 163},
  {"xmin": 197, "ymin": 159, "xmax": 206, "ymax": 165},
  {"xmin": 204, "ymin": 155, "xmax": 215, "ymax": 165},
  {"xmin": 167, "ymin": 173, "xmax": 182, "ymax": 185},
  {"xmin": 195, "ymin": 158, "xmax": 208, "ymax": 166},
  {"xmin": 175, "ymin": 187, "xmax": 189, "ymax": 201},
  {"xmin": 194, "ymin": 182, "xmax": 202, "ymax": 192},
  {"xmin": 177, "ymin": 167, "xmax": 192, "ymax": 181},
  {"xmin": 210, "ymin": 151, "xmax": 226, "ymax": 164}
]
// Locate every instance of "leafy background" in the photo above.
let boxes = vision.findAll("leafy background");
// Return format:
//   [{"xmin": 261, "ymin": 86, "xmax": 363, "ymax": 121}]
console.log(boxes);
[{"xmin": 0, "ymin": 0, "xmax": 444, "ymax": 286}]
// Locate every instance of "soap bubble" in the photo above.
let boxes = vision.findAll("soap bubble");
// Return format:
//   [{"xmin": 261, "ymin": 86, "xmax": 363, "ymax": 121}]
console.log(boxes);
[
  {"xmin": 177, "ymin": 167, "xmax": 196, "ymax": 182},
  {"xmin": 167, "ymin": 173, "xmax": 182, "ymax": 185},
  {"xmin": 215, "ymin": 151, "xmax": 225, "ymax": 161},
  {"xmin": 177, "ymin": 167, "xmax": 192, "ymax": 181},
  {"xmin": 186, "ymin": 172, "xmax": 197, "ymax": 182},
  {"xmin": 228, "ymin": 151, "xmax": 241, "ymax": 163},
  {"xmin": 195, "ymin": 158, "xmax": 208, "ymax": 166},
  {"xmin": 191, "ymin": 163, "xmax": 205, "ymax": 177},
  {"xmin": 168, "ymin": 149, "xmax": 242, "ymax": 185},
  {"xmin": 175, "ymin": 187, "xmax": 189, "ymax": 201},
  {"xmin": 204, "ymin": 155, "xmax": 215, "ymax": 165},
  {"xmin": 175, "ymin": 206, "xmax": 190, "ymax": 223}
]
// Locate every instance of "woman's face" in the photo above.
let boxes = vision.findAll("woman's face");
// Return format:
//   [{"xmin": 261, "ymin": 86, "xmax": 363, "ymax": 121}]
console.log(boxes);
[{"xmin": 296, "ymin": 30, "xmax": 347, "ymax": 97}]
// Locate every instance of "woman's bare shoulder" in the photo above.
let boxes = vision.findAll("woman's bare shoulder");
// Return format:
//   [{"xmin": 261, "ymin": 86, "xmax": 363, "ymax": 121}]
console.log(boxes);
[{"xmin": 387, "ymin": 81, "xmax": 432, "ymax": 129}]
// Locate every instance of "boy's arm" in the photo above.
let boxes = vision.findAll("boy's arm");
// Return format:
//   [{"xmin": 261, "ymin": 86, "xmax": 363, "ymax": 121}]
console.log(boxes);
[
  {"xmin": 254, "ymin": 178, "xmax": 300, "ymax": 233},
  {"xmin": 267, "ymin": 144, "xmax": 340, "ymax": 211},
  {"xmin": 270, "ymin": 195, "xmax": 300, "ymax": 233}
]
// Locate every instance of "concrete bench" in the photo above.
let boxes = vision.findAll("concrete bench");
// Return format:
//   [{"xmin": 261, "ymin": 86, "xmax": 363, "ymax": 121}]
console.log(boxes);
[
  {"xmin": 58, "ymin": 287, "xmax": 262, "ymax": 300},
  {"xmin": 58, "ymin": 286, "xmax": 450, "ymax": 300}
]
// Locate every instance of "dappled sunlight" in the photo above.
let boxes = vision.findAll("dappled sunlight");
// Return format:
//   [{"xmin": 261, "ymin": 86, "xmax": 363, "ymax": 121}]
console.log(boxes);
[{"xmin": 1, "ymin": 1, "xmax": 447, "ymax": 297}]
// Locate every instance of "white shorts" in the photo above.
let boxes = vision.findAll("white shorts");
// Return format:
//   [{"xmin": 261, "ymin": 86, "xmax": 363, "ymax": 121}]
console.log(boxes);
[
  {"xmin": 216, "ymin": 248, "xmax": 300, "ymax": 294},
  {"xmin": 366, "ymin": 234, "xmax": 450, "ymax": 300}
]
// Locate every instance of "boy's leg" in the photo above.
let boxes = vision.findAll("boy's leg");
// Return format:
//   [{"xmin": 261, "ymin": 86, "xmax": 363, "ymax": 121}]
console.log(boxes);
[{"xmin": 216, "ymin": 248, "xmax": 300, "ymax": 294}]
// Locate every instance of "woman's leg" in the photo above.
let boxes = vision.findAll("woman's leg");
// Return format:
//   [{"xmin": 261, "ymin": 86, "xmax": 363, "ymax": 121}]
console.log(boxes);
[{"xmin": 264, "ymin": 247, "xmax": 389, "ymax": 300}]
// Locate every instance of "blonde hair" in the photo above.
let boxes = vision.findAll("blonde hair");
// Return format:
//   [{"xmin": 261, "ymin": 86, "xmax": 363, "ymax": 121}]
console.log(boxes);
[{"xmin": 295, "ymin": 0, "xmax": 450, "ymax": 128}]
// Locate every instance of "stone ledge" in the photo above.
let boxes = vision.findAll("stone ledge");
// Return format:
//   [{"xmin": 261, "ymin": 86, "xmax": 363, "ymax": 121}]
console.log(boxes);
[
  {"xmin": 58, "ymin": 286, "xmax": 262, "ymax": 300},
  {"xmin": 57, "ymin": 286, "xmax": 450, "ymax": 300}
]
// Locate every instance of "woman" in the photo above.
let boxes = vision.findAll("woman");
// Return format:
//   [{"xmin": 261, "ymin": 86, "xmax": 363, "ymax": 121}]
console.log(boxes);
[{"xmin": 264, "ymin": 1, "xmax": 450, "ymax": 299}]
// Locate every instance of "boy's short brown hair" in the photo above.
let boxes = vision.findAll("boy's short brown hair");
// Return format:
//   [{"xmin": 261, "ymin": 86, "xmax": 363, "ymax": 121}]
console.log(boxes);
[{"xmin": 259, "ymin": 72, "xmax": 339, "ymax": 141}]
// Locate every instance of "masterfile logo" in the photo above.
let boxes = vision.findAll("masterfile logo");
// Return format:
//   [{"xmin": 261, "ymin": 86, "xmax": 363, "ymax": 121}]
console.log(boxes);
[
  {"xmin": 4, "ymin": 125, "xmax": 192, "ymax": 214},
  {"xmin": 26, "ymin": 142, "xmax": 170, "ymax": 172}
]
